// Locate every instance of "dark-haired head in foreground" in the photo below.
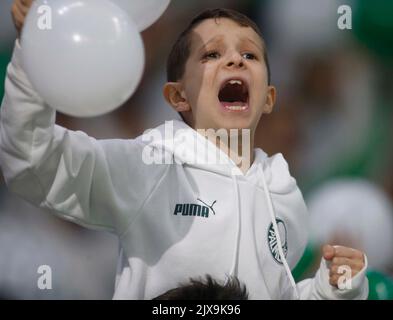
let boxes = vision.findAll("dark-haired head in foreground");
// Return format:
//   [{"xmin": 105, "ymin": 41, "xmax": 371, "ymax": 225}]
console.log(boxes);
[{"xmin": 153, "ymin": 275, "xmax": 249, "ymax": 300}]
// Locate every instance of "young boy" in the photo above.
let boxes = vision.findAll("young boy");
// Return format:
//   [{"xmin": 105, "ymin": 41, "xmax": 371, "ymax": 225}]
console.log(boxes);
[{"xmin": 0, "ymin": 2, "xmax": 368, "ymax": 299}]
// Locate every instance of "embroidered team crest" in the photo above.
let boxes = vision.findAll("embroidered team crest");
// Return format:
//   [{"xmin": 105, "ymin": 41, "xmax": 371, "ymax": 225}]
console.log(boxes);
[{"xmin": 267, "ymin": 218, "xmax": 288, "ymax": 264}]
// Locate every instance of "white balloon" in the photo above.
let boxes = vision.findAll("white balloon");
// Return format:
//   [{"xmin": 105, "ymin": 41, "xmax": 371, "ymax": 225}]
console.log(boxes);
[
  {"xmin": 21, "ymin": 0, "xmax": 145, "ymax": 117},
  {"xmin": 307, "ymin": 179, "xmax": 393, "ymax": 272},
  {"xmin": 110, "ymin": 0, "xmax": 170, "ymax": 31}
]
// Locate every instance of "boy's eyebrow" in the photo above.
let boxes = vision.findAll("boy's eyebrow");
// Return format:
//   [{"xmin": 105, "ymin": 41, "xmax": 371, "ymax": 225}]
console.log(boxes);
[
  {"xmin": 197, "ymin": 35, "xmax": 224, "ymax": 53},
  {"xmin": 242, "ymin": 38, "xmax": 264, "ymax": 53},
  {"xmin": 196, "ymin": 35, "xmax": 263, "ymax": 53}
]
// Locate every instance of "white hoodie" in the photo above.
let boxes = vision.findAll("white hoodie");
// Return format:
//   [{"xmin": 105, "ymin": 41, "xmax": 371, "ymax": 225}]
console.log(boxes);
[{"xmin": 0, "ymin": 40, "xmax": 368, "ymax": 300}]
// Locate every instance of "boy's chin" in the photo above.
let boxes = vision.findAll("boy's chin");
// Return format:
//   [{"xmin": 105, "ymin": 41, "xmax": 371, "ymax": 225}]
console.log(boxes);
[
  {"xmin": 212, "ymin": 118, "xmax": 254, "ymax": 131},
  {"xmin": 196, "ymin": 113, "xmax": 258, "ymax": 132}
]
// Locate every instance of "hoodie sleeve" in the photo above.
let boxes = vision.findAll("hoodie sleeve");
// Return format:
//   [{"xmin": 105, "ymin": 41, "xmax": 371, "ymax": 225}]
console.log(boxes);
[
  {"xmin": 0, "ymin": 40, "xmax": 168, "ymax": 234},
  {"xmin": 296, "ymin": 255, "xmax": 369, "ymax": 300}
]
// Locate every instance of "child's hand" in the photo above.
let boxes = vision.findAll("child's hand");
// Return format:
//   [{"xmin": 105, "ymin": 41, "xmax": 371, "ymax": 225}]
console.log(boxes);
[
  {"xmin": 11, "ymin": 0, "xmax": 34, "ymax": 36},
  {"xmin": 322, "ymin": 244, "xmax": 365, "ymax": 288}
]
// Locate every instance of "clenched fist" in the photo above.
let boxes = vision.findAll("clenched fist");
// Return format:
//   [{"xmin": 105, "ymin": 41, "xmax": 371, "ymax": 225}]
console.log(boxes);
[
  {"xmin": 11, "ymin": 0, "xmax": 34, "ymax": 35},
  {"xmin": 323, "ymin": 244, "xmax": 365, "ymax": 288}
]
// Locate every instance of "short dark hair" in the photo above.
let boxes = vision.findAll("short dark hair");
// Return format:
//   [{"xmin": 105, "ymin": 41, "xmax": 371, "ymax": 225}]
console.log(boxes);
[
  {"xmin": 166, "ymin": 8, "xmax": 271, "ymax": 84},
  {"xmin": 153, "ymin": 275, "xmax": 249, "ymax": 300}
]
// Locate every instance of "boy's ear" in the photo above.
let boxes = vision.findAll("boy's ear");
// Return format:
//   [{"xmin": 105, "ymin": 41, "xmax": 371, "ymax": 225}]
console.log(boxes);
[
  {"xmin": 262, "ymin": 85, "xmax": 276, "ymax": 114},
  {"xmin": 163, "ymin": 82, "xmax": 191, "ymax": 112}
]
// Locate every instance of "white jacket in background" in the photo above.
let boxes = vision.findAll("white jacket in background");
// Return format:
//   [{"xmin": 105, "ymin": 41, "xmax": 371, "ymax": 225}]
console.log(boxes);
[{"xmin": 0, "ymin": 40, "xmax": 368, "ymax": 300}]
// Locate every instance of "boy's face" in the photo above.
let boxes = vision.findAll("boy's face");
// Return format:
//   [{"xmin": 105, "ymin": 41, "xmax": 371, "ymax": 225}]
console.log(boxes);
[{"xmin": 165, "ymin": 18, "xmax": 276, "ymax": 133}]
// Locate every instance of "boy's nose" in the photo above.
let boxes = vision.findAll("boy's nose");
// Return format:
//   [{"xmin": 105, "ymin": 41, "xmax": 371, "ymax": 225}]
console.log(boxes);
[{"xmin": 225, "ymin": 52, "xmax": 244, "ymax": 69}]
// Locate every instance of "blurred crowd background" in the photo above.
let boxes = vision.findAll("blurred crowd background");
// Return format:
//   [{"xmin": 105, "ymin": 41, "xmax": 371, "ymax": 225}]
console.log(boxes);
[{"xmin": 0, "ymin": 0, "xmax": 392, "ymax": 299}]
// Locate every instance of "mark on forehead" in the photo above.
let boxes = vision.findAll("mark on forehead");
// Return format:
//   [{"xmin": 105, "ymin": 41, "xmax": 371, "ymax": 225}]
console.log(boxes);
[{"xmin": 202, "ymin": 35, "xmax": 224, "ymax": 47}]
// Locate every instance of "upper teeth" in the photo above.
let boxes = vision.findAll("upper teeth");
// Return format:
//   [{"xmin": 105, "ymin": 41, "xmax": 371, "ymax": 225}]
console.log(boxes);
[
  {"xmin": 228, "ymin": 80, "xmax": 242, "ymax": 85},
  {"xmin": 226, "ymin": 105, "xmax": 247, "ymax": 111}
]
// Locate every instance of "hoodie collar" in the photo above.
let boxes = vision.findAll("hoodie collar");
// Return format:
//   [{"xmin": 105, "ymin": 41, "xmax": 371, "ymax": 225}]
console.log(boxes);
[
  {"xmin": 142, "ymin": 120, "xmax": 295, "ymax": 194},
  {"xmin": 145, "ymin": 120, "xmax": 242, "ymax": 177}
]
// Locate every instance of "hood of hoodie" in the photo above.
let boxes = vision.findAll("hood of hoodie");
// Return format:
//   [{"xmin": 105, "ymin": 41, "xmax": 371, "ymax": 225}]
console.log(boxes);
[{"xmin": 138, "ymin": 119, "xmax": 297, "ymax": 195}]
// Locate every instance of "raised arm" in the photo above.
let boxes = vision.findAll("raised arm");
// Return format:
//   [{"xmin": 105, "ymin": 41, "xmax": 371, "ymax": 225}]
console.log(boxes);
[{"xmin": 0, "ymin": 1, "xmax": 168, "ymax": 234}]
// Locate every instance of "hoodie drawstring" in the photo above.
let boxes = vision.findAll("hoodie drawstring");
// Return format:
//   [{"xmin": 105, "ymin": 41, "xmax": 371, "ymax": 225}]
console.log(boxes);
[
  {"xmin": 228, "ymin": 173, "xmax": 242, "ymax": 280},
  {"xmin": 258, "ymin": 163, "xmax": 300, "ymax": 300}
]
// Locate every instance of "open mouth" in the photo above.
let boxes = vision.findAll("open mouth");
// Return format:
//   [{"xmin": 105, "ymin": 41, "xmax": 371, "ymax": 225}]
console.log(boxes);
[{"xmin": 218, "ymin": 79, "xmax": 249, "ymax": 112}]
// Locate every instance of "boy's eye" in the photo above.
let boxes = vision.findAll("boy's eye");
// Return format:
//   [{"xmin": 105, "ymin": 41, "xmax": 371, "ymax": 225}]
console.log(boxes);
[
  {"xmin": 203, "ymin": 51, "xmax": 220, "ymax": 59},
  {"xmin": 242, "ymin": 53, "xmax": 256, "ymax": 60}
]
